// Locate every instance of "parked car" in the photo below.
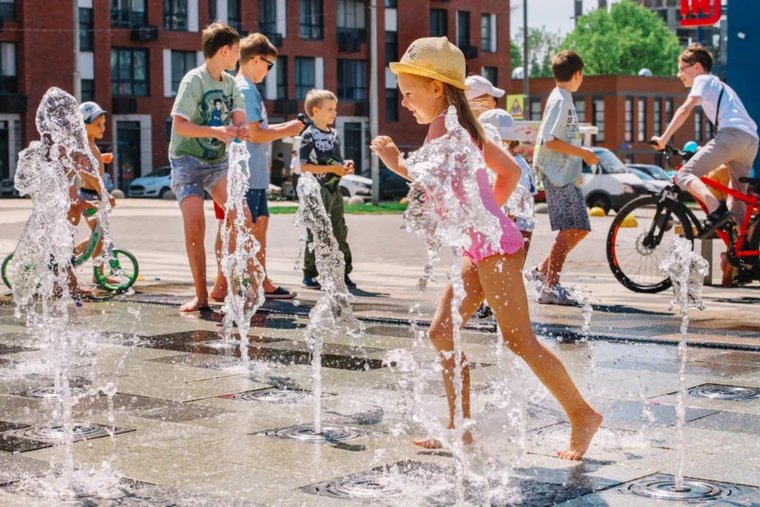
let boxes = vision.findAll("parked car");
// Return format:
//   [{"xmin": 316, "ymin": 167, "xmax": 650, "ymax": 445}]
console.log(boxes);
[
  {"xmin": 627, "ymin": 163, "xmax": 671, "ymax": 182},
  {"xmin": 339, "ymin": 174, "xmax": 372, "ymax": 198},
  {"xmin": 626, "ymin": 166, "xmax": 670, "ymax": 194},
  {"xmin": 0, "ymin": 177, "xmax": 19, "ymax": 197},
  {"xmin": 128, "ymin": 166, "xmax": 172, "ymax": 198},
  {"xmin": 581, "ymin": 147, "xmax": 648, "ymax": 214}
]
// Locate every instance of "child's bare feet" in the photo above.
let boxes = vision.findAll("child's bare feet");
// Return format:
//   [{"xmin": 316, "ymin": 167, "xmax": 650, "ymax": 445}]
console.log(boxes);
[
  {"xmin": 413, "ymin": 429, "xmax": 473, "ymax": 450},
  {"xmin": 210, "ymin": 277, "xmax": 227, "ymax": 302},
  {"xmin": 180, "ymin": 296, "xmax": 209, "ymax": 313},
  {"xmin": 557, "ymin": 409, "xmax": 603, "ymax": 461}
]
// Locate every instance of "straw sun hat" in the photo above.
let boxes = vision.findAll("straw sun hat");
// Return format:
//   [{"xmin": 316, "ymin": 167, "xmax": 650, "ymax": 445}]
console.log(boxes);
[{"xmin": 389, "ymin": 37, "xmax": 468, "ymax": 90}]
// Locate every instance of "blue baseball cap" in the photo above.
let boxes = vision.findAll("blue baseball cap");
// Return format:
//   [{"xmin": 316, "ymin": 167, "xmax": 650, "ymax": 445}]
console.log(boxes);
[{"xmin": 79, "ymin": 101, "xmax": 107, "ymax": 124}]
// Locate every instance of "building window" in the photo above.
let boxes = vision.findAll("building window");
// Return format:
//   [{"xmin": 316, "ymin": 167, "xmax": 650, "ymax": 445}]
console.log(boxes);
[
  {"xmin": 0, "ymin": 43, "xmax": 17, "ymax": 94},
  {"xmin": 430, "ymin": 9, "xmax": 447, "ymax": 37},
  {"xmin": 0, "ymin": 0, "xmax": 16, "ymax": 22},
  {"xmin": 574, "ymin": 97, "xmax": 585, "ymax": 123},
  {"xmin": 385, "ymin": 89, "xmax": 398, "ymax": 121},
  {"xmin": 228, "ymin": 0, "xmax": 241, "ymax": 32},
  {"xmin": 164, "ymin": 0, "xmax": 188, "ymax": 30},
  {"xmin": 111, "ymin": 0, "xmax": 147, "ymax": 28},
  {"xmin": 457, "ymin": 11, "xmax": 470, "ymax": 47},
  {"xmin": 625, "ymin": 97, "xmax": 633, "ymax": 143},
  {"xmin": 79, "ymin": 7, "xmax": 94, "ymax": 51},
  {"xmin": 111, "ymin": 48, "xmax": 149, "ymax": 96},
  {"xmin": 300, "ymin": 0, "xmax": 324, "ymax": 40},
  {"xmin": 171, "ymin": 50, "xmax": 195, "ymax": 96},
  {"xmin": 482, "ymin": 67, "xmax": 497, "ymax": 88},
  {"xmin": 337, "ymin": 59, "xmax": 367, "ymax": 101},
  {"xmin": 481, "ymin": 14, "xmax": 495, "ymax": 52},
  {"xmin": 276, "ymin": 56, "xmax": 288, "ymax": 99},
  {"xmin": 81, "ymin": 79, "xmax": 95, "ymax": 101},
  {"xmin": 385, "ymin": 31, "xmax": 398, "ymax": 65},
  {"xmin": 694, "ymin": 107, "xmax": 703, "ymax": 143},
  {"xmin": 653, "ymin": 98, "xmax": 662, "ymax": 135},
  {"xmin": 530, "ymin": 97, "xmax": 542, "ymax": 121},
  {"xmin": 337, "ymin": 0, "xmax": 366, "ymax": 40},
  {"xmin": 593, "ymin": 97, "xmax": 605, "ymax": 143},
  {"xmin": 665, "ymin": 98, "xmax": 674, "ymax": 123},
  {"xmin": 259, "ymin": 0, "xmax": 277, "ymax": 36},
  {"xmin": 384, "ymin": 0, "xmax": 396, "ymax": 7},
  {"xmin": 637, "ymin": 97, "xmax": 647, "ymax": 142},
  {"xmin": 295, "ymin": 57, "xmax": 315, "ymax": 99}
]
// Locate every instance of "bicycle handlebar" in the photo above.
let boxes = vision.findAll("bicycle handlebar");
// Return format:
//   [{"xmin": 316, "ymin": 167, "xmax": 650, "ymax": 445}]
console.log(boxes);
[{"xmin": 648, "ymin": 141, "xmax": 693, "ymax": 161}]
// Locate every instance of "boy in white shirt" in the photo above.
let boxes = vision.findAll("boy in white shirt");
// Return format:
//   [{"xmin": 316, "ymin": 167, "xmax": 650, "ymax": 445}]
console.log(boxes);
[{"xmin": 652, "ymin": 43, "xmax": 758, "ymax": 238}]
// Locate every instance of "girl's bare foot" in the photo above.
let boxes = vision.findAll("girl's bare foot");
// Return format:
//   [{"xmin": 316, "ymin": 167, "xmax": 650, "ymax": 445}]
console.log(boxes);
[
  {"xmin": 180, "ymin": 296, "xmax": 209, "ymax": 313},
  {"xmin": 210, "ymin": 278, "xmax": 227, "ymax": 302},
  {"xmin": 413, "ymin": 429, "xmax": 473, "ymax": 450},
  {"xmin": 557, "ymin": 409, "xmax": 603, "ymax": 461}
]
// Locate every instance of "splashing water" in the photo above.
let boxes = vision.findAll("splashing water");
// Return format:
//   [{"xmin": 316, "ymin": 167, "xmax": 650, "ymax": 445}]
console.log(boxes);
[
  {"xmin": 294, "ymin": 171, "xmax": 363, "ymax": 433},
  {"xmin": 660, "ymin": 237, "xmax": 708, "ymax": 491},
  {"xmin": 9, "ymin": 87, "xmax": 116, "ymax": 497},
  {"xmin": 219, "ymin": 141, "xmax": 265, "ymax": 364},
  {"xmin": 402, "ymin": 106, "xmax": 506, "ymax": 498}
]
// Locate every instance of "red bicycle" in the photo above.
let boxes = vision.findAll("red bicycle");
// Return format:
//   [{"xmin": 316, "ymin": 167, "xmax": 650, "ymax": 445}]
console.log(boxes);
[{"xmin": 606, "ymin": 144, "xmax": 760, "ymax": 293}]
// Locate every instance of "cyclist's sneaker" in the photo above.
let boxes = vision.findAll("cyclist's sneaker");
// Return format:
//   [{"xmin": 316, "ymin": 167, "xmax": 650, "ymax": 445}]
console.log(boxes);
[
  {"xmin": 524, "ymin": 266, "xmax": 547, "ymax": 286},
  {"xmin": 537, "ymin": 284, "xmax": 579, "ymax": 306},
  {"xmin": 302, "ymin": 276, "xmax": 321, "ymax": 290},
  {"xmin": 265, "ymin": 286, "xmax": 296, "ymax": 299},
  {"xmin": 699, "ymin": 203, "xmax": 732, "ymax": 239}
]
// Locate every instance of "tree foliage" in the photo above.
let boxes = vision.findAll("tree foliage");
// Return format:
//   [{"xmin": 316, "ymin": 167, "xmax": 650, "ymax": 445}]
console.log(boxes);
[
  {"xmin": 559, "ymin": 0, "xmax": 681, "ymax": 76},
  {"xmin": 511, "ymin": 27, "xmax": 563, "ymax": 78}
]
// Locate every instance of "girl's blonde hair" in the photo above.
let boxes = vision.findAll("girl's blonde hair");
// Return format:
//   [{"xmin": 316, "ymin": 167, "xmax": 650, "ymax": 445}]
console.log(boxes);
[{"xmin": 403, "ymin": 74, "xmax": 485, "ymax": 148}]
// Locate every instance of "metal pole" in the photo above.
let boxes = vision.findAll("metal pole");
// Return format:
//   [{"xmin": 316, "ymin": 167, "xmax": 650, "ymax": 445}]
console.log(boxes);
[
  {"xmin": 369, "ymin": 0, "xmax": 380, "ymax": 205},
  {"xmin": 522, "ymin": 0, "xmax": 528, "ymax": 104},
  {"xmin": 73, "ymin": 0, "xmax": 81, "ymax": 101}
]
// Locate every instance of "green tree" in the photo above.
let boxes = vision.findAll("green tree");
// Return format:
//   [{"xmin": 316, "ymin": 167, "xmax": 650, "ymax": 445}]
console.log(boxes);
[
  {"xmin": 559, "ymin": 0, "xmax": 681, "ymax": 76},
  {"xmin": 511, "ymin": 27, "xmax": 563, "ymax": 78}
]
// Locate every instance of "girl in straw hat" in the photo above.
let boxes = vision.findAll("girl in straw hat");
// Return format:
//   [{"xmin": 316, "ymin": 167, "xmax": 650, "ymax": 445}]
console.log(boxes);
[{"xmin": 370, "ymin": 37, "xmax": 601, "ymax": 460}]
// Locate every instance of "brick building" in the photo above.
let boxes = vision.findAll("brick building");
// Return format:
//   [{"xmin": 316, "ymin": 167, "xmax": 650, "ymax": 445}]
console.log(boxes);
[
  {"xmin": 510, "ymin": 75, "xmax": 711, "ymax": 165},
  {"xmin": 0, "ymin": 0, "xmax": 510, "ymax": 192}
]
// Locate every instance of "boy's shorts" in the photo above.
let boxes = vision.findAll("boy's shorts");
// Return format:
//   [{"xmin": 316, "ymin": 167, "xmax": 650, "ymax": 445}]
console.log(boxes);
[
  {"xmin": 212, "ymin": 189, "xmax": 269, "ymax": 222},
  {"xmin": 170, "ymin": 155, "xmax": 228, "ymax": 204},
  {"xmin": 544, "ymin": 178, "xmax": 591, "ymax": 232}
]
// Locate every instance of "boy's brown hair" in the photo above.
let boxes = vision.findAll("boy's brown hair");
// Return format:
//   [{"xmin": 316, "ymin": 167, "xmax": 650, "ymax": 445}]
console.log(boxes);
[
  {"xmin": 240, "ymin": 33, "xmax": 278, "ymax": 65},
  {"xmin": 201, "ymin": 22, "xmax": 240, "ymax": 59},
  {"xmin": 680, "ymin": 43, "xmax": 713, "ymax": 73},
  {"xmin": 304, "ymin": 90, "xmax": 338, "ymax": 118},
  {"xmin": 551, "ymin": 50, "xmax": 584, "ymax": 83}
]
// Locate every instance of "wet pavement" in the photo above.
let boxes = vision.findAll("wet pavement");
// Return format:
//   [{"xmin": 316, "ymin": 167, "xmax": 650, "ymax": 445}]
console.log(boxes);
[{"xmin": 0, "ymin": 297, "xmax": 758, "ymax": 506}]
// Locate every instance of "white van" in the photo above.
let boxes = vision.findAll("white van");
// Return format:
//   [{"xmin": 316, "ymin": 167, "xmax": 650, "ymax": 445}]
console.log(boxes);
[{"xmin": 582, "ymin": 147, "xmax": 648, "ymax": 214}]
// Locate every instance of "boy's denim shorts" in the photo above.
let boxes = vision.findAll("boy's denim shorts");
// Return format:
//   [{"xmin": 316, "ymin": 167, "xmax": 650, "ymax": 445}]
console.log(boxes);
[{"xmin": 169, "ymin": 155, "xmax": 228, "ymax": 204}]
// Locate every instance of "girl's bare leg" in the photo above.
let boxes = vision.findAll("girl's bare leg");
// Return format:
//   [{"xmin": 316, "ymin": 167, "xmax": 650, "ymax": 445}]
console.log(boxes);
[
  {"xmin": 414, "ymin": 257, "xmax": 486, "ymax": 449},
  {"xmin": 478, "ymin": 251, "xmax": 602, "ymax": 460}
]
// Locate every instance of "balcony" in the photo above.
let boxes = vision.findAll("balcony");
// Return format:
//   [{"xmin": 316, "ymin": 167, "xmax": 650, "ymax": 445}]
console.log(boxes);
[
  {"xmin": 459, "ymin": 45, "xmax": 478, "ymax": 59},
  {"xmin": 338, "ymin": 30, "xmax": 363, "ymax": 53},
  {"xmin": 131, "ymin": 26, "xmax": 158, "ymax": 42}
]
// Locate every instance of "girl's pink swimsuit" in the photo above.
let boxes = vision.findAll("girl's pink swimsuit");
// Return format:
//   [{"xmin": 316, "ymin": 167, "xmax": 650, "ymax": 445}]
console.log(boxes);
[{"xmin": 424, "ymin": 121, "xmax": 524, "ymax": 264}]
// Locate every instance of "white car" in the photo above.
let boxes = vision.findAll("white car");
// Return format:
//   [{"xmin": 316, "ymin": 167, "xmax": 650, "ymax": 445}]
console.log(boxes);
[
  {"xmin": 339, "ymin": 174, "xmax": 372, "ymax": 198},
  {"xmin": 128, "ymin": 166, "xmax": 172, "ymax": 198},
  {"xmin": 581, "ymin": 148, "xmax": 649, "ymax": 214}
]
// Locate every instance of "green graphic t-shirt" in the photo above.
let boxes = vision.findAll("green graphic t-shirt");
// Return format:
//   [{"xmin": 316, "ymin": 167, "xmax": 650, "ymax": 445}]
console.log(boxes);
[{"xmin": 169, "ymin": 65, "xmax": 244, "ymax": 163}]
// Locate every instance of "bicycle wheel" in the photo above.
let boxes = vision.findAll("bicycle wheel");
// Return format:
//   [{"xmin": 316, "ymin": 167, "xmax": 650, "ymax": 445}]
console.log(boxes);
[
  {"xmin": 1, "ymin": 253, "xmax": 13, "ymax": 289},
  {"xmin": 93, "ymin": 249, "xmax": 139, "ymax": 292},
  {"xmin": 607, "ymin": 195, "xmax": 695, "ymax": 293}
]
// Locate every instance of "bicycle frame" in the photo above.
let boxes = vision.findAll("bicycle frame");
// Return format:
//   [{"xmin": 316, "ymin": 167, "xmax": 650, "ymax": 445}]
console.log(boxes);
[{"xmin": 73, "ymin": 222, "xmax": 113, "ymax": 268}]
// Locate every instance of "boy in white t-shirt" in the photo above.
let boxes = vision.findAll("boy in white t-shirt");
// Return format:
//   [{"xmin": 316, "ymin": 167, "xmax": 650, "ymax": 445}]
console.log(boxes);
[{"xmin": 652, "ymin": 43, "xmax": 759, "ymax": 238}]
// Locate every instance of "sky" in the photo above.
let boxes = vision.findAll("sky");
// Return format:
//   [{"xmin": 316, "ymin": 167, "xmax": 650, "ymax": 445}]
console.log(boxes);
[{"xmin": 509, "ymin": 0, "xmax": 623, "ymax": 38}]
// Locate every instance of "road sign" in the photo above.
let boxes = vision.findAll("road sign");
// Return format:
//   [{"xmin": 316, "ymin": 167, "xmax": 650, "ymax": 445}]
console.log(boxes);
[
  {"xmin": 507, "ymin": 94, "xmax": 525, "ymax": 120},
  {"xmin": 680, "ymin": 0, "xmax": 721, "ymax": 27}
]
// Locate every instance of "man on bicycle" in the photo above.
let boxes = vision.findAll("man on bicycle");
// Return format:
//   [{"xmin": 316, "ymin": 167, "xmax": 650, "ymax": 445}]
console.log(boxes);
[{"xmin": 651, "ymin": 43, "xmax": 758, "ymax": 238}]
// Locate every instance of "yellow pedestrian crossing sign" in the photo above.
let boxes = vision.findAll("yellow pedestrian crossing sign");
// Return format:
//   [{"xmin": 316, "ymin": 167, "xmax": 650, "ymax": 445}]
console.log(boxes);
[{"xmin": 507, "ymin": 94, "xmax": 525, "ymax": 120}]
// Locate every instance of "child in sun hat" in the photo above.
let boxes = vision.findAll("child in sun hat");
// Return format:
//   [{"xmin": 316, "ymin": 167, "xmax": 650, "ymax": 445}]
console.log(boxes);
[{"xmin": 370, "ymin": 36, "xmax": 601, "ymax": 459}]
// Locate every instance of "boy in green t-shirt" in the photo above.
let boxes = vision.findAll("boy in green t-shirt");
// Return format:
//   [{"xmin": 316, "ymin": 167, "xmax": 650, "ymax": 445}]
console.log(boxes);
[{"xmin": 169, "ymin": 22, "xmax": 249, "ymax": 312}]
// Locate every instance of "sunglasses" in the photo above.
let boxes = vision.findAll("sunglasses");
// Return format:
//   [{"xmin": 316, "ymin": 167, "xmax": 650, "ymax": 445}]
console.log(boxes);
[
  {"xmin": 261, "ymin": 57, "xmax": 275, "ymax": 71},
  {"xmin": 678, "ymin": 63, "xmax": 695, "ymax": 72}
]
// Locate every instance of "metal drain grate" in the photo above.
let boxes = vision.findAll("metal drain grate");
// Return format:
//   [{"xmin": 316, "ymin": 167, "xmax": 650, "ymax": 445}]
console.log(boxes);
[
  {"xmin": 22, "ymin": 385, "xmax": 92, "ymax": 400},
  {"xmin": 257, "ymin": 424, "xmax": 366, "ymax": 444},
  {"xmin": 688, "ymin": 384, "xmax": 760, "ymax": 401},
  {"xmin": 15, "ymin": 423, "xmax": 112, "ymax": 443},
  {"xmin": 238, "ymin": 388, "xmax": 312, "ymax": 404},
  {"xmin": 621, "ymin": 473, "xmax": 747, "ymax": 503}
]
